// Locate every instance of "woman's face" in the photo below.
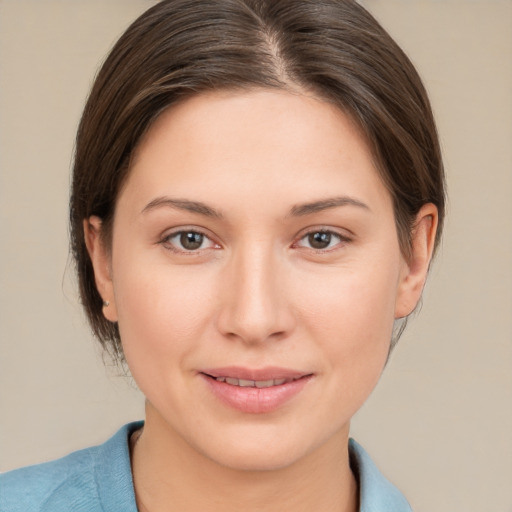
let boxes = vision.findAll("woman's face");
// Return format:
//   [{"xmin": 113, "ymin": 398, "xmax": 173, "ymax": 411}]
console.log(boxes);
[{"xmin": 88, "ymin": 89, "xmax": 433, "ymax": 471}]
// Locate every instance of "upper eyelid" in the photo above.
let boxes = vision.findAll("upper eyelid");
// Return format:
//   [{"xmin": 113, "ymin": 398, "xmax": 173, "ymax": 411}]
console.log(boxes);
[
  {"xmin": 160, "ymin": 226, "xmax": 214, "ymax": 241},
  {"xmin": 158, "ymin": 225, "xmax": 352, "ymax": 247},
  {"xmin": 292, "ymin": 228, "xmax": 352, "ymax": 250},
  {"xmin": 295, "ymin": 226, "xmax": 353, "ymax": 241},
  {"xmin": 159, "ymin": 227, "xmax": 220, "ymax": 251}
]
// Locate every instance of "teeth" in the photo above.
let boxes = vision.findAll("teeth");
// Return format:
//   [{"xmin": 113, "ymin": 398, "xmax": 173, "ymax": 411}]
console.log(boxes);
[
  {"xmin": 255, "ymin": 379, "xmax": 275, "ymax": 388},
  {"xmin": 215, "ymin": 377, "xmax": 291, "ymax": 388}
]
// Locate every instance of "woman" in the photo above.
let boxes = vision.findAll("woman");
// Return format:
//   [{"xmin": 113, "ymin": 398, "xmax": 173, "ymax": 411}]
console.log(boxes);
[{"xmin": 0, "ymin": 1, "xmax": 445, "ymax": 511}]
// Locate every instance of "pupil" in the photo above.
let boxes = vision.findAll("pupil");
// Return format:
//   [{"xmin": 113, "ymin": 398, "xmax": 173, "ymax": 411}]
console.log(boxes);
[
  {"xmin": 309, "ymin": 232, "xmax": 331, "ymax": 249},
  {"xmin": 180, "ymin": 232, "xmax": 203, "ymax": 250}
]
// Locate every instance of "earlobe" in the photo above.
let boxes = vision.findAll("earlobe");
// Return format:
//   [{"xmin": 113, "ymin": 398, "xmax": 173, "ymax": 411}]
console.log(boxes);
[
  {"xmin": 83, "ymin": 217, "xmax": 118, "ymax": 323},
  {"xmin": 395, "ymin": 203, "xmax": 439, "ymax": 319}
]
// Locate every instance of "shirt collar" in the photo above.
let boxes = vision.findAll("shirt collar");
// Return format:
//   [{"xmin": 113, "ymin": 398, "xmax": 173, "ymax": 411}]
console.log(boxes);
[{"xmin": 349, "ymin": 438, "xmax": 413, "ymax": 512}]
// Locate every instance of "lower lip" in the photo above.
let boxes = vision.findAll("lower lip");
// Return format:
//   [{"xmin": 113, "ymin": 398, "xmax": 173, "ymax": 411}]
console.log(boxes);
[{"xmin": 201, "ymin": 374, "xmax": 312, "ymax": 414}]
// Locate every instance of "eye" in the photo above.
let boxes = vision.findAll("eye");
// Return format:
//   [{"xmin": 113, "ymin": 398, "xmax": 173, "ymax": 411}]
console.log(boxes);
[
  {"xmin": 295, "ymin": 230, "xmax": 347, "ymax": 251},
  {"xmin": 163, "ymin": 230, "xmax": 218, "ymax": 252}
]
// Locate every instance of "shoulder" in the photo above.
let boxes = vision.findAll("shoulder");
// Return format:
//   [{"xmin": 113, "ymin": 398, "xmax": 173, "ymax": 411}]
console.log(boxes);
[
  {"xmin": 349, "ymin": 439, "xmax": 413, "ymax": 512},
  {"xmin": 0, "ymin": 422, "xmax": 142, "ymax": 512},
  {"xmin": 0, "ymin": 446, "xmax": 99, "ymax": 512}
]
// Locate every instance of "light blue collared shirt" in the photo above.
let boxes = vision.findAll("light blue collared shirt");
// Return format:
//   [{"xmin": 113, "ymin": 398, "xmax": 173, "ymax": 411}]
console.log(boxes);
[{"xmin": 0, "ymin": 422, "xmax": 412, "ymax": 511}]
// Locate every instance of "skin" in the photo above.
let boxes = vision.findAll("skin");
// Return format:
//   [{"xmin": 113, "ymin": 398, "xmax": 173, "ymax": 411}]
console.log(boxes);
[{"xmin": 85, "ymin": 89, "xmax": 438, "ymax": 512}]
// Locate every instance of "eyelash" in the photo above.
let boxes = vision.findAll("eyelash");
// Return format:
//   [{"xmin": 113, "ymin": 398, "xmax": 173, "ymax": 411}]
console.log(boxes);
[
  {"xmin": 293, "ymin": 229, "xmax": 351, "ymax": 253},
  {"xmin": 160, "ymin": 229, "xmax": 219, "ymax": 254},
  {"xmin": 159, "ymin": 228, "xmax": 351, "ymax": 254}
]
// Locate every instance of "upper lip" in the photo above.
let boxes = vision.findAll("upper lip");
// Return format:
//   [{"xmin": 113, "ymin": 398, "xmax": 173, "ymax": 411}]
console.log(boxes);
[{"xmin": 200, "ymin": 366, "xmax": 311, "ymax": 381}]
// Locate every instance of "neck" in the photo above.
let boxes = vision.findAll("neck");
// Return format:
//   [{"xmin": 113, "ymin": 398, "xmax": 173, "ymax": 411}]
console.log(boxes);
[{"xmin": 131, "ymin": 403, "xmax": 358, "ymax": 512}]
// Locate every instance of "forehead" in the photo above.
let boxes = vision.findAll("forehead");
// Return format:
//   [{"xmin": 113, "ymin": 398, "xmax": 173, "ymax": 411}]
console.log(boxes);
[{"xmin": 121, "ymin": 89, "xmax": 391, "ymax": 217}]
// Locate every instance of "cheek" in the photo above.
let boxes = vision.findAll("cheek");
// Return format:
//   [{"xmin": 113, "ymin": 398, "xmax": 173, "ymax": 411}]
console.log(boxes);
[
  {"xmin": 299, "ymin": 260, "xmax": 398, "ymax": 337},
  {"xmin": 293, "ymin": 258, "xmax": 399, "ymax": 380},
  {"xmin": 111, "ymin": 249, "xmax": 218, "ymax": 374}
]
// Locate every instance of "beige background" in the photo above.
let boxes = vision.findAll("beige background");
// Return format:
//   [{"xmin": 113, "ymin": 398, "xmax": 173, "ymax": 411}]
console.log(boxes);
[{"xmin": 0, "ymin": 1, "xmax": 511, "ymax": 511}]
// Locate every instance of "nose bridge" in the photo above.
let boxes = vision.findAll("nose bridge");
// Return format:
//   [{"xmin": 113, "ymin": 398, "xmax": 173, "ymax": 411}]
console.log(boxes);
[{"xmin": 217, "ymin": 240, "xmax": 292, "ymax": 343}]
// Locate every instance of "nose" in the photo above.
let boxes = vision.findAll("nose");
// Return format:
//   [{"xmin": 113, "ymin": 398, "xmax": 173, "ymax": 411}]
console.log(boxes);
[{"xmin": 215, "ymin": 243, "xmax": 295, "ymax": 345}]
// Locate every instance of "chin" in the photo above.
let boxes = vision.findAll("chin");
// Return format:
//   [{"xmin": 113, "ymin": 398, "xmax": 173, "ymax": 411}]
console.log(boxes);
[
  {"xmin": 208, "ymin": 443, "xmax": 307, "ymax": 472},
  {"xmin": 196, "ymin": 424, "xmax": 337, "ymax": 473}
]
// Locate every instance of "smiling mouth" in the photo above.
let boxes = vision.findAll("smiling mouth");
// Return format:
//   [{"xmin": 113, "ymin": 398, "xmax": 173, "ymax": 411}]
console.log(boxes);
[
  {"xmin": 203, "ymin": 375, "xmax": 305, "ymax": 388},
  {"xmin": 200, "ymin": 369, "xmax": 313, "ymax": 413}
]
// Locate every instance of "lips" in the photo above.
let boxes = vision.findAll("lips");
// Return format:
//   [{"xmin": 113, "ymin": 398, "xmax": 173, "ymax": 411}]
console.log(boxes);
[
  {"xmin": 212, "ymin": 377, "xmax": 292, "ymax": 388},
  {"xmin": 199, "ymin": 367, "xmax": 313, "ymax": 414}
]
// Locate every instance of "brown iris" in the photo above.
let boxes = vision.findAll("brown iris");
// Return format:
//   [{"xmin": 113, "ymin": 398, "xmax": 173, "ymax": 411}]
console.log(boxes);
[
  {"xmin": 180, "ymin": 232, "xmax": 204, "ymax": 250},
  {"xmin": 308, "ymin": 232, "xmax": 333, "ymax": 249}
]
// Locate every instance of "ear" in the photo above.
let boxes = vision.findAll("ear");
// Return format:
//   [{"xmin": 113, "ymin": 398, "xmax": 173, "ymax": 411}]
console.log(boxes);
[
  {"xmin": 83, "ymin": 217, "xmax": 118, "ymax": 323},
  {"xmin": 395, "ymin": 203, "xmax": 439, "ymax": 319}
]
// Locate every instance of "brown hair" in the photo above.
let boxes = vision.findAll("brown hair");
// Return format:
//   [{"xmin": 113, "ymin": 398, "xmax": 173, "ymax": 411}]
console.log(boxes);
[{"xmin": 70, "ymin": 0, "xmax": 445, "ymax": 358}]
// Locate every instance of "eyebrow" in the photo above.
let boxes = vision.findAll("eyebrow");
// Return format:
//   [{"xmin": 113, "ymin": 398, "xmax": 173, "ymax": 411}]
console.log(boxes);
[
  {"xmin": 141, "ymin": 195, "xmax": 369, "ymax": 219},
  {"xmin": 141, "ymin": 197, "xmax": 223, "ymax": 218},
  {"xmin": 289, "ymin": 196, "xmax": 370, "ymax": 216}
]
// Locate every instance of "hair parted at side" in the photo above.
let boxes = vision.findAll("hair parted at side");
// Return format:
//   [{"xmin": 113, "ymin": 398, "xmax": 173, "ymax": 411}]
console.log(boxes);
[{"xmin": 70, "ymin": 0, "xmax": 445, "ymax": 360}]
